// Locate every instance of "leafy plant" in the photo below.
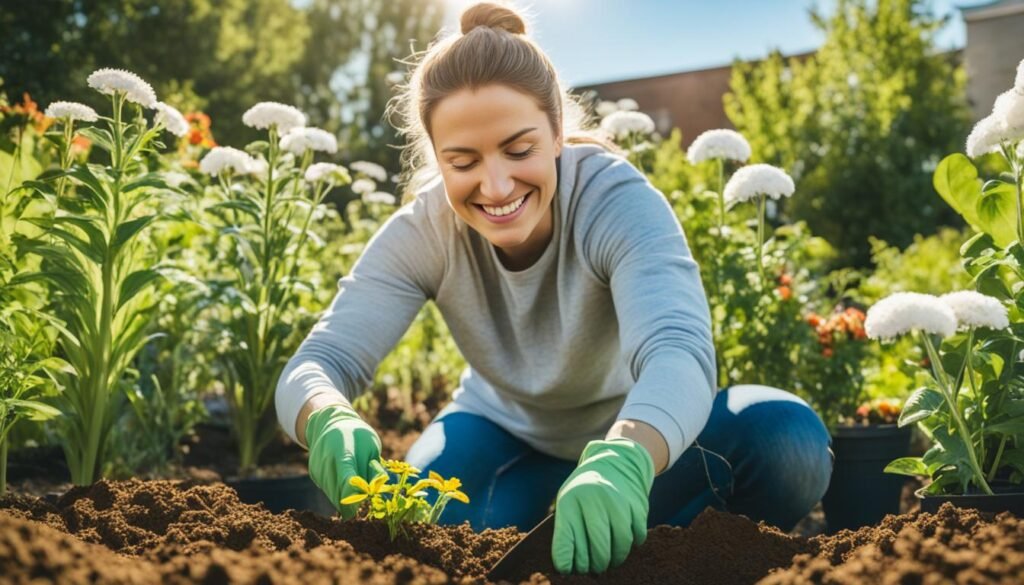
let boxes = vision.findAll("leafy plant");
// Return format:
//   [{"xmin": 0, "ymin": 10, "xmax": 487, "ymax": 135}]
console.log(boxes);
[
  {"xmin": 9, "ymin": 72, "xmax": 185, "ymax": 485},
  {"xmin": 798, "ymin": 305, "xmax": 873, "ymax": 430},
  {"xmin": 341, "ymin": 458, "xmax": 469, "ymax": 541},
  {"xmin": 201, "ymin": 114, "xmax": 351, "ymax": 472}
]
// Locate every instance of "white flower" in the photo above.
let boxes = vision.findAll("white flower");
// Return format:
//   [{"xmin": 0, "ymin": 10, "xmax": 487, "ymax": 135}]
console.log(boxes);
[
  {"xmin": 154, "ymin": 102, "xmax": 189, "ymax": 137},
  {"xmin": 865, "ymin": 292, "xmax": 958, "ymax": 340},
  {"xmin": 350, "ymin": 160, "xmax": 388, "ymax": 182},
  {"xmin": 87, "ymin": 68, "xmax": 157, "ymax": 108},
  {"xmin": 600, "ymin": 111, "xmax": 655, "ymax": 138},
  {"xmin": 940, "ymin": 291, "xmax": 1009, "ymax": 330},
  {"xmin": 164, "ymin": 171, "xmax": 191, "ymax": 189},
  {"xmin": 363, "ymin": 191, "xmax": 397, "ymax": 205},
  {"xmin": 686, "ymin": 129, "xmax": 752, "ymax": 164},
  {"xmin": 595, "ymin": 100, "xmax": 618, "ymax": 118},
  {"xmin": 616, "ymin": 98, "xmax": 639, "ymax": 111},
  {"xmin": 723, "ymin": 164, "xmax": 795, "ymax": 206},
  {"xmin": 247, "ymin": 157, "xmax": 269, "ymax": 177},
  {"xmin": 44, "ymin": 101, "xmax": 98, "ymax": 122},
  {"xmin": 992, "ymin": 88, "xmax": 1024, "ymax": 144},
  {"xmin": 351, "ymin": 178, "xmax": 376, "ymax": 194},
  {"xmin": 305, "ymin": 162, "xmax": 350, "ymax": 184},
  {"xmin": 280, "ymin": 127, "xmax": 338, "ymax": 155},
  {"xmin": 242, "ymin": 102, "xmax": 306, "ymax": 133},
  {"xmin": 199, "ymin": 147, "xmax": 254, "ymax": 176},
  {"xmin": 966, "ymin": 114, "xmax": 1005, "ymax": 157}
]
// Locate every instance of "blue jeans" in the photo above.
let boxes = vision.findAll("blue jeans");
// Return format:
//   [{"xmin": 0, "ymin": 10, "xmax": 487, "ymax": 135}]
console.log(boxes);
[{"xmin": 405, "ymin": 384, "xmax": 833, "ymax": 532}]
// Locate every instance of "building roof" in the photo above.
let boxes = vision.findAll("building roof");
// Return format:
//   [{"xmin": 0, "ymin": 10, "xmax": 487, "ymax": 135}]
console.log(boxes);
[{"xmin": 960, "ymin": 0, "xmax": 1024, "ymax": 21}]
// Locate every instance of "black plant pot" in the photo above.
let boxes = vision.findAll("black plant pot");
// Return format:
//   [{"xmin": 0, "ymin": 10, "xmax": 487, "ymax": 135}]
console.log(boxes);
[
  {"xmin": 227, "ymin": 473, "xmax": 336, "ymax": 516},
  {"xmin": 920, "ymin": 480, "xmax": 1024, "ymax": 516},
  {"xmin": 821, "ymin": 423, "xmax": 914, "ymax": 532}
]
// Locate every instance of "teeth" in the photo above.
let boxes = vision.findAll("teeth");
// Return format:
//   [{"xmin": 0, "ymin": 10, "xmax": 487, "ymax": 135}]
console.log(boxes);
[{"xmin": 482, "ymin": 194, "xmax": 527, "ymax": 217}]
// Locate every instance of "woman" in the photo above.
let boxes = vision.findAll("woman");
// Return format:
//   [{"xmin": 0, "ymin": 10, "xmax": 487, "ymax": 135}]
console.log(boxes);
[{"xmin": 275, "ymin": 2, "xmax": 832, "ymax": 575}]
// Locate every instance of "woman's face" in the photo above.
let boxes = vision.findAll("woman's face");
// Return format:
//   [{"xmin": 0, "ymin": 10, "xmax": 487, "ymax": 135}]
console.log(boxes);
[{"xmin": 430, "ymin": 84, "xmax": 562, "ymax": 270}]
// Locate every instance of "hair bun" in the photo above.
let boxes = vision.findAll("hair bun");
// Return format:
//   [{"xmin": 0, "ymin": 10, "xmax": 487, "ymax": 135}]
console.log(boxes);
[{"xmin": 460, "ymin": 2, "xmax": 527, "ymax": 36}]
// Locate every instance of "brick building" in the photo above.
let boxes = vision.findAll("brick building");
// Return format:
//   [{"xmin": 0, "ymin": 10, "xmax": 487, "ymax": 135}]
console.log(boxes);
[{"xmin": 577, "ymin": 0, "xmax": 1024, "ymax": 147}]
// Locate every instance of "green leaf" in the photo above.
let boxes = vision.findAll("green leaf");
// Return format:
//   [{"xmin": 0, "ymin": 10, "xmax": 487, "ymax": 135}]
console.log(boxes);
[
  {"xmin": 67, "ymin": 165, "xmax": 111, "ymax": 213},
  {"xmin": 117, "ymin": 269, "xmax": 163, "ymax": 313},
  {"xmin": 984, "ymin": 416, "xmax": 1024, "ymax": 435},
  {"xmin": 976, "ymin": 181, "xmax": 1018, "ymax": 247},
  {"xmin": 900, "ymin": 386, "xmax": 945, "ymax": 426},
  {"xmin": 960, "ymin": 231, "xmax": 996, "ymax": 262},
  {"xmin": 884, "ymin": 457, "xmax": 929, "ymax": 477},
  {"xmin": 112, "ymin": 214, "xmax": 157, "ymax": 253},
  {"xmin": 934, "ymin": 154, "xmax": 983, "ymax": 228},
  {"xmin": 7, "ymin": 399, "xmax": 62, "ymax": 421}
]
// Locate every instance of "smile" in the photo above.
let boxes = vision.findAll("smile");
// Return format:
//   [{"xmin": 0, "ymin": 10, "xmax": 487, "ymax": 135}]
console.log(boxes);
[{"xmin": 476, "ymin": 190, "xmax": 533, "ymax": 223}]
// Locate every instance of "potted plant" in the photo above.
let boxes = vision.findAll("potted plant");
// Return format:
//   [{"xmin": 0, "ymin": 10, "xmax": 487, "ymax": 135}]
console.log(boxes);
[{"xmin": 799, "ymin": 304, "xmax": 913, "ymax": 531}]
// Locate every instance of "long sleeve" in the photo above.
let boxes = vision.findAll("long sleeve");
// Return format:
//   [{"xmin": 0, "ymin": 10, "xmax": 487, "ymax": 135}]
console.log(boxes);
[
  {"xmin": 579, "ymin": 159, "xmax": 717, "ymax": 468},
  {"xmin": 274, "ymin": 195, "xmax": 447, "ymax": 443}
]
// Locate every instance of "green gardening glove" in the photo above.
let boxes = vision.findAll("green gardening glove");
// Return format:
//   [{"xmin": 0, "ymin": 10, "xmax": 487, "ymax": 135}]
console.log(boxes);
[
  {"xmin": 552, "ymin": 438, "xmax": 655, "ymax": 574},
  {"xmin": 305, "ymin": 404, "xmax": 387, "ymax": 518}
]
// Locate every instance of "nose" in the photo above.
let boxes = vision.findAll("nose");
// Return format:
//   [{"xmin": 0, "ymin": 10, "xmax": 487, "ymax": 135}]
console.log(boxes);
[{"xmin": 479, "ymin": 159, "xmax": 515, "ymax": 203}]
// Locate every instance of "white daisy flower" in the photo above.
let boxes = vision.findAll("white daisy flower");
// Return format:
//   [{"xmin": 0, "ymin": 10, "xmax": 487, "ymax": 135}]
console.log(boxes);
[
  {"xmin": 940, "ymin": 291, "xmax": 1009, "ymax": 330},
  {"xmin": 363, "ymin": 191, "xmax": 397, "ymax": 205},
  {"xmin": 305, "ymin": 162, "xmax": 350, "ymax": 184},
  {"xmin": 600, "ymin": 111, "xmax": 655, "ymax": 138},
  {"xmin": 86, "ymin": 68, "xmax": 157, "ymax": 108},
  {"xmin": 865, "ymin": 292, "xmax": 958, "ymax": 340},
  {"xmin": 616, "ymin": 98, "xmax": 639, "ymax": 111},
  {"xmin": 351, "ymin": 178, "xmax": 376, "ymax": 195},
  {"xmin": 242, "ymin": 102, "xmax": 306, "ymax": 133},
  {"xmin": 154, "ymin": 102, "xmax": 189, "ymax": 137},
  {"xmin": 350, "ymin": 160, "xmax": 388, "ymax": 182},
  {"xmin": 280, "ymin": 127, "xmax": 338, "ymax": 155},
  {"xmin": 595, "ymin": 100, "xmax": 618, "ymax": 118},
  {"xmin": 199, "ymin": 147, "xmax": 254, "ymax": 176},
  {"xmin": 686, "ymin": 129, "xmax": 752, "ymax": 164},
  {"xmin": 44, "ymin": 101, "xmax": 98, "ymax": 122},
  {"xmin": 723, "ymin": 164, "xmax": 795, "ymax": 206}
]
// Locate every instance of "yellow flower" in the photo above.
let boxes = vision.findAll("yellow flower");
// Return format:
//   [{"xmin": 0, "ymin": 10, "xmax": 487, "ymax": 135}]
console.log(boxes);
[
  {"xmin": 429, "ymin": 471, "xmax": 470, "ymax": 504},
  {"xmin": 340, "ymin": 472, "xmax": 390, "ymax": 506},
  {"xmin": 382, "ymin": 459, "xmax": 420, "ymax": 476}
]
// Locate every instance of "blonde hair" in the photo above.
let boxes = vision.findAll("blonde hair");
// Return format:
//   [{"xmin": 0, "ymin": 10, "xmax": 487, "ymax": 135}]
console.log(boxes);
[{"xmin": 388, "ymin": 1, "xmax": 615, "ymax": 201}]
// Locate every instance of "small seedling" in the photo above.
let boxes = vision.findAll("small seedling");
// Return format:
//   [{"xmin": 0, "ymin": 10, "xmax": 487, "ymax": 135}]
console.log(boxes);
[{"xmin": 341, "ymin": 458, "xmax": 469, "ymax": 540}]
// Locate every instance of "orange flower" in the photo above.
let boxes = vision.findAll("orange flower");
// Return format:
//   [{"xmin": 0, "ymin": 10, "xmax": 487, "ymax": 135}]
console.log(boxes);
[
  {"xmin": 806, "ymin": 313, "xmax": 822, "ymax": 328},
  {"xmin": 822, "ymin": 347, "xmax": 834, "ymax": 358},
  {"xmin": 856, "ymin": 403, "xmax": 871, "ymax": 418},
  {"xmin": 777, "ymin": 286, "xmax": 792, "ymax": 301},
  {"xmin": 778, "ymin": 273, "xmax": 792, "ymax": 286}
]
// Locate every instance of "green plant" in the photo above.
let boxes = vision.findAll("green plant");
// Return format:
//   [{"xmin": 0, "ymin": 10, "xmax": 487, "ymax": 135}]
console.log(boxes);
[
  {"xmin": 9, "ymin": 71, "xmax": 186, "ymax": 484},
  {"xmin": 201, "ymin": 111, "xmax": 351, "ymax": 472},
  {"xmin": 882, "ymin": 82, "xmax": 1024, "ymax": 494},
  {"xmin": 798, "ymin": 305, "xmax": 872, "ymax": 430},
  {"xmin": 0, "ymin": 308, "xmax": 64, "ymax": 495},
  {"xmin": 341, "ymin": 458, "xmax": 469, "ymax": 541}
]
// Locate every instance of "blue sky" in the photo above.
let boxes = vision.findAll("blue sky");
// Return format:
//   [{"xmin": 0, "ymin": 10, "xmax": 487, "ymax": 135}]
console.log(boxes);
[{"xmin": 442, "ymin": 0, "xmax": 993, "ymax": 86}]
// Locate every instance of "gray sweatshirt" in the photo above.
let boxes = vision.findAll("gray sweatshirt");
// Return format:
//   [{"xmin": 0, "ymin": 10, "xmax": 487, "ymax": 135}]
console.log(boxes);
[{"xmin": 275, "ymin": 143, "xmax": 716, "ymax": 468}]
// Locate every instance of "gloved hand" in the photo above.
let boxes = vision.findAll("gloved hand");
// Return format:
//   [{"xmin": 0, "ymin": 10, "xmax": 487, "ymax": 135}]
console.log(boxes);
[
  {"xmin": 551, "ymin": 438, "xmax": 655, "ymax": 574},
  {"xmin": 305, "ymin": 403, "xmax": 387, "ymax": 518}
]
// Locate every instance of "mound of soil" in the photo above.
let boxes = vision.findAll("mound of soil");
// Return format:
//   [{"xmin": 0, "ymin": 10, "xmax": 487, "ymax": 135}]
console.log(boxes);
[{"xmin": 1, "ymin": 479, "xmax": 1022, "ymax": 584}]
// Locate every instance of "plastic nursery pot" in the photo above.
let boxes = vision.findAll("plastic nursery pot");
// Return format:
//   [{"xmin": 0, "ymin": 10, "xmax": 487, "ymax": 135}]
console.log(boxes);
[
  {"xmin": 227, "ymin": 473, "xmax": 336, "ymax": 516},
  {"xmin": 820, "ymin": 423, "xmax": 914, "ymax": 533},
  {"xmin": 919, "ymin": 480, "xmax": 1024, "ymax": 517}
]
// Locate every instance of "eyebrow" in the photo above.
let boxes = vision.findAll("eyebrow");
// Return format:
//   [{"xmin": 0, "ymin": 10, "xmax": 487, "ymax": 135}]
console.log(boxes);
[{"xmin": 440, "ymin": 127, "xmax": 538, "ymax": 154}]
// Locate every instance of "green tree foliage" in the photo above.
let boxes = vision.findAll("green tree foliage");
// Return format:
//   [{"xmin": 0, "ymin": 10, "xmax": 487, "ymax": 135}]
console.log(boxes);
[
  {"xmin": 725, "ymin": 0, "xmax": 970, "ymax": 265},
  {"xmin": 0, "ymin": 0, "xmax": 443, "ymax": 164}
]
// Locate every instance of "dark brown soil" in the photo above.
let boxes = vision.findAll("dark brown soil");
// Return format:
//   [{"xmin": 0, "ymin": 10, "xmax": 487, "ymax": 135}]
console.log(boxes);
[{"xmin": 5, "ymin": 478, "xmax": 1020, "ymax": 584}]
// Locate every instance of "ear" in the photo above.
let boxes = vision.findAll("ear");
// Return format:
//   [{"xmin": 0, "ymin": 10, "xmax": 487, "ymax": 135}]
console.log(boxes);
[{"xmin": 554, "ymin": 132, "xmax": 564, "ymax": 157}]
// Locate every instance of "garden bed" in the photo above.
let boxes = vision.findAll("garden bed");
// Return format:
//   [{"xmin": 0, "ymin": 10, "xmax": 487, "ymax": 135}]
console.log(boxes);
[{"xmin": 2, "ymin": 479, "xmax": 1021, "ymax": 584}]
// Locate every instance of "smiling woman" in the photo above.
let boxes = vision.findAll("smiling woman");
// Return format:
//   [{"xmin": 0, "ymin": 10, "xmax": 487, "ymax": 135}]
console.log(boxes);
[{"xmin": 276, "ymin": 1, "xmax": 833, "ymax": 577}]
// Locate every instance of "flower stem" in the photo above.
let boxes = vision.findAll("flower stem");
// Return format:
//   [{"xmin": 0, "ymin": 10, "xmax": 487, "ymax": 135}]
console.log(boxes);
[
  {"xmin": 922, "ymin": 333, "xmax": 992, "ymax": 495},
  {"xmin": 987, "ymin": 436, "xmax": 1007, "ymax": 482},
  {"xmin": 756, "ymin": 195, "xmax": 766, "ymax": 286}
]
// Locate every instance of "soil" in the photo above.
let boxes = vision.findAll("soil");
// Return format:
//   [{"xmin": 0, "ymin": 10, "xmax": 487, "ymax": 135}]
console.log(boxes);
[{"xmin": 3, "ymin": 478, "xmax": 1022, "ymax": 584}]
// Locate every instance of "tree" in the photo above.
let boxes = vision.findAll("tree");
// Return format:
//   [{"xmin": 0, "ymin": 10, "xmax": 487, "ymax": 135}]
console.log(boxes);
[{"xmin": 725, "ymin": 0, "xmax": 969, "ymax": 266}]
